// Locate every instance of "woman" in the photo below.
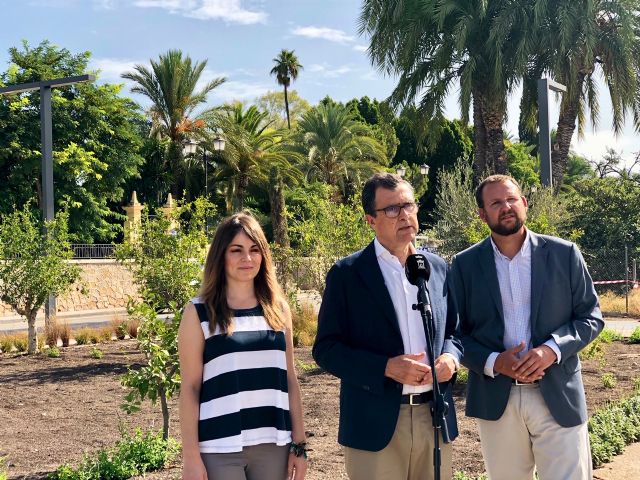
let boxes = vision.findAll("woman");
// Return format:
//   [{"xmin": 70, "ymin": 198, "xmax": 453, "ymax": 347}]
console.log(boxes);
[{"xmin": 179, "ymin": 212, "xmax": 308, "ymax": 480}]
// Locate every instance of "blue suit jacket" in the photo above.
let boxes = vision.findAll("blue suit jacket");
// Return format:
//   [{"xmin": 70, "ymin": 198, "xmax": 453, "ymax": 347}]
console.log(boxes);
[
  {"xmin": 312, "ymin": 241, "xmax": 462, "ymax": 451},
  {"xmin": 450, "ymin": 232, "xmax": 604, "ymax": 427}
]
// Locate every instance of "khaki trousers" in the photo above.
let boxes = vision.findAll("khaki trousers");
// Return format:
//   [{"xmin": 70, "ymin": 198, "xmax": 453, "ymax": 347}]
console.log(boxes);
[
  {"xmin": 477, "ymin": 384, "xmax": 591, "ymax": 480},
  {"xmin": 201, "ymin": 443, "xmax": 288, "ymax": 480},
  {"xmin": 344, "ymin": 404, "xmax": 452, "ymax": 480}
]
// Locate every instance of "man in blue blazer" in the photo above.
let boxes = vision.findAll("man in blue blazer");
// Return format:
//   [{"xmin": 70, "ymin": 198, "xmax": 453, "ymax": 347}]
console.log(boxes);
[
  {"xmin": 450, "ymin": 175, "xmax": 603, "ymax": 480},
  {"xmin": 313, "ymin": 173, "xmax": 462, "ymax": 480}
]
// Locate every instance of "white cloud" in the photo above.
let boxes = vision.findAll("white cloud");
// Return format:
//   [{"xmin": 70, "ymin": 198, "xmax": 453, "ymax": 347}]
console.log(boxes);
[
  {"xmin": 353, "ymin": 44, "xmax": 368, "ymax": 52},
  {"xmin": 90, "ymin": 58, "xmax": 141, "ymax": 83},
  {"xmin": 572, "ymin": 130, "xmax": 640, "ymax": 166},
  {"xmin": 292, "ymin": 26, "xmax": 355, "ymax": 44},
  {"xmin": 212, "ymin": 80, "xmax": 271, "ymax": 102},
  {"xmin": 133, "ymin": 0, "xmax": 267, "ymax": 24},
  {"xmin": 305, "ymin": 63, "xmax": 353, "ymax": 78}
]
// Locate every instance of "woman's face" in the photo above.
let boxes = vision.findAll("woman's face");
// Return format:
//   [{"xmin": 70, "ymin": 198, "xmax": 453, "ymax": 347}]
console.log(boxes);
[{"xmin": 224, "ymin": 231, "xmax": 262, "ymax": 284}]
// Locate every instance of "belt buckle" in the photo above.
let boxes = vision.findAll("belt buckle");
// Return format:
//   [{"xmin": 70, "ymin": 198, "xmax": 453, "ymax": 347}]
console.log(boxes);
[
  {"xmin": 515, "ymin": 379, "xmax": 533, "ymax": 385},
  {"xmin": 409, "ymin": 393, "xmax": 420, "ymax": 406}
]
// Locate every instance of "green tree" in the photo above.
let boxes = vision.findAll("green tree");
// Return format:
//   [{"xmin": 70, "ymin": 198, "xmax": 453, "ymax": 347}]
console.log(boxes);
[
  {"xmin": 505, "ymin": 140, "xmax": 540, "ymax": 188},
  {"xmin": 206, "ymin": 103, "xmax": 303, "ymax": 217},
  {"xmin": 297, "ymin": 102, "xmax": 387, "ymax": 200},
  {"xmin": 346, "ymin": 96, "xmax": 400, "ymax": 161},
  {"xmin": 360, "ymin": 1, "xmax": 534, "ymax": 177},
  {"xmin": 518, "ymin": 0, "xmax": 640, "ymax": 189},
  {"xmin": 122, "ymin": 50, "xmax": 226, "ymax": 198},
  {"xmin": 0, "ymin": 206, "xmax": 80, "ymax": 353},
  {"xmin": 0, "ymin": 40, "xmax": 145, "ymax": 242},
  {"xmin": 256, "ymin": 90, "xmax": 311, "ymax": 130},
  {"xmin": 270, "ymin": 49, "xmax": 303, "ymax": 129}
]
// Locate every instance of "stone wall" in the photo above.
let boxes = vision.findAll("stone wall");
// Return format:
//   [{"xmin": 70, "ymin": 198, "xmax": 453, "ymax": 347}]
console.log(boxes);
[{"xmin": 0, "ymin": 260, "xmax": 139, "ymax": 318}]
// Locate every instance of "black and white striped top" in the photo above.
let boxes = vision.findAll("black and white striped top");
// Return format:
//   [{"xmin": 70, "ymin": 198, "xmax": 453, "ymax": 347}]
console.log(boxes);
[{"xmin": 192, "ymin": 298, "xmax": 292, "ymax": 453}]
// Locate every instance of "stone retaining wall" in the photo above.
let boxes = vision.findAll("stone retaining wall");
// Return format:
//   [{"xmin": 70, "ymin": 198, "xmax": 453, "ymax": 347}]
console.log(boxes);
[{"xmin": 0, "ymin": 260, "xmax": 139, "ymax": 318}]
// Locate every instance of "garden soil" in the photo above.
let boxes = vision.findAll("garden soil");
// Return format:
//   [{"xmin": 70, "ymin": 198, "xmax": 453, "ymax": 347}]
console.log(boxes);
[{"xmin": 0, "ymin": 339, "xmax": 639, "ymax": 480}]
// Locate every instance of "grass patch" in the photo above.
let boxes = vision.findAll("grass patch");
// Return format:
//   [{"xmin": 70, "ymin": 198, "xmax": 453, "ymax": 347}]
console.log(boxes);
[
  {"xmin": 0, "ymin": 335, "xmax": 14, "ymax": 353},
  {"xmin": 59, "ymin": 321, "xmax": 71, "ymax": 347},
  {"xmin": 589, "ymin": 393, "xmax": 640, "ymax": 467},
  {"xmin": 295, "ymin": 359, "xmax": 319, "ymax": 373},
  {"xmin": 47, "ymin": 347, "xmax": 61, "ymax": 358},
  {"xmin": 601, "ymin": 373, "xmax": 617, "ymax": 389},
  {"xmin": 90, "ymin": 347, "xmax": 104, "ymax": 359},
  {"xmin": 598, "ymin": 328, "xmax": 623, "ymax": 343},
  {"xmin": 629, "ymin": 327, "xmax": 640, "ymax": 344},
  {"xmin": 13, "ymin": 333, "xmax": 28, "ymax": 352},
  {"xmin": 126, "ymin": 317, "xmax": 140, "ymax": 339},
  {"xmin": 44, "ymin": 320, "xmax": 60, "ymax": 348},
  {"xmin": 598, "ymin": 289, "xmax": 640, "ymax": 316},
  {"xmin": 456, "ymin": 366, "xmax": 469, "ymax": 385},
  {"xmin": 453, "ymin": 472, "xmax": 487, "ymax": 480}
]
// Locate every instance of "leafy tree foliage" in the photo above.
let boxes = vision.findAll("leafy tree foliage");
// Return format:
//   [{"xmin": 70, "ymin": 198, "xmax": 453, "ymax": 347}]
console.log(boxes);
[
  {"xmin": 505, "ymin": 140, "xmax": 540, "ymax": 188},
  {"xmin": 0, "ymin": 205, "xmax": 80, "ymax": 353},
  {"xmin": 122, "ymin": 49, "xmax": 225, "ymax": 198},
  {"xmin": 0, "ymin": 40, "xmax": 144, "ymax": 242},
  {"xmin": 256, "ymin": 90, "xmax": 311, "ymax": 130}
]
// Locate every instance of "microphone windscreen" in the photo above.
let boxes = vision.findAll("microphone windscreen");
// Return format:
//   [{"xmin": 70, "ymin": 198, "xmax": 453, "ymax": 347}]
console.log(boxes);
[{"xmin": 405, "ymin": 253, "xmax": 431, "ymax": 285}]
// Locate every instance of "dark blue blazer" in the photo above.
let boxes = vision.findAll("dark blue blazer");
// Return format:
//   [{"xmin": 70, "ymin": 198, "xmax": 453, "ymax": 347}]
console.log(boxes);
[
  {"xmin": 312, "ymin": 241, "xmax": 462, "ymax": 452},
  {"xmin": 450, "ymin": 232, "xmax": 604, "ymax": 427}
]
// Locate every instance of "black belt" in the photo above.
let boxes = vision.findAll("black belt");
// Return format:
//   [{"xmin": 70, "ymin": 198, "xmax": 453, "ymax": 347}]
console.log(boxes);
[
  {"xmin": 401, "ymin": 391, "xmax": 434, "ymax": 405},
  {"xmin": 512, "ymin": 379, "xmax": 539, "ymax": 385}
]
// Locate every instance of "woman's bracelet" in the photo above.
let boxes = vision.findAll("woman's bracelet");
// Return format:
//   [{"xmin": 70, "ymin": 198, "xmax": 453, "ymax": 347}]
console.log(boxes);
[{"xmin": 289, "ymin": 440, "xmax": 309, "ymax": 459}]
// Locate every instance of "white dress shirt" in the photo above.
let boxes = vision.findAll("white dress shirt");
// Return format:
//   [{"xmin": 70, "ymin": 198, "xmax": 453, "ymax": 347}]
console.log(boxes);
[
  {"xmin": 484, "ymin": 231, "xmax": 561, "ymax": 377},
  {"xmin": 374, "ymin": 238, "xmax": 431, "ymax": 394}
]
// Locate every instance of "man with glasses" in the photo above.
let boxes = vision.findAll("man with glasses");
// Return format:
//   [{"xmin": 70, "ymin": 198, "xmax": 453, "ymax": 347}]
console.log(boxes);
[
  {"xmin": 450, "ymin": 174, "xmax": 603, "ymax": 480},
  {"xmin": 313, "ymin": 172, "xmax": 462, "ymax": 480}
]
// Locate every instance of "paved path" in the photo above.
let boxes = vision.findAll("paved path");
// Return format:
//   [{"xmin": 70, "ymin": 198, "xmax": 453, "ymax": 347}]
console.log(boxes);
[{"xmin": 603, "ymin": 318, "xmax": 640, "ymax": 337}]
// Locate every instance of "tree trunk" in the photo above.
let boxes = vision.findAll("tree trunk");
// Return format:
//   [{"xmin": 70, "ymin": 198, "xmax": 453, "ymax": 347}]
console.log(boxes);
[
  {"xmin": 551, "ymin": 73, "xmax": 585, "ymax": 192},
  {"xmin": 234, "ymin": 174, "xmax": 249, "ymax": 212},
  {"xmin": 27, "ymin": 311, "xmax": 38, "ymax": 354},
  {"xmin": 269, "ymin": 169, "xmax": 290, "ymax": 248},
  {"xmin": 160, "ymin": 389, "xmax": 169, "ymax": 440},
  {"xmin": 284, "ymin": 84, "xmax": 291, "ymax": 130},
  {"xmin": 472, "ymin": 92, "xmax": 488, "ymax": 182}
]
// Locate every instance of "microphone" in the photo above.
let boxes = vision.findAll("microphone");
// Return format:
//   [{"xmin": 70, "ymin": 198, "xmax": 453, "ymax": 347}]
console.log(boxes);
[{"xmin": 405, "ymin": 253, "xmax": 432, "ymax": 309}]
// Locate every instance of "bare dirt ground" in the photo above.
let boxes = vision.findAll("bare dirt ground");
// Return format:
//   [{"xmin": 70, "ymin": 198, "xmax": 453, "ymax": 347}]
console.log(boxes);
[{"xmin": 1, "ymin": 340, "xmax": 639, "ymax": 480}]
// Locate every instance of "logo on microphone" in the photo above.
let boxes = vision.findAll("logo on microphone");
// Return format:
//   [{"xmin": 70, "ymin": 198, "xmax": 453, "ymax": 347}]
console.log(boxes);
[{"xmin": 416, "ymin": 257, "xmax": 426, "ymax": 270}]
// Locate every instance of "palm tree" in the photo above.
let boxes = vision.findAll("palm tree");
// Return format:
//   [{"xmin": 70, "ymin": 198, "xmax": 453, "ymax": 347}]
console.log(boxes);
[
  {"xmin": 517, "ymin": 0, "xmax": 640, "ymax": 189},
  {"xmin": 270, "ymin": 49, "xmax": 303, "ymax": 129},
  {"xmin": 297, "ymin": 102, "xmax": 387, "ymax": 199},
  {"xmin": 360, "ymin": 0, "xmax": 537, "ymax": 178},
  {"xmin": 205, "ymin": 104, "xmax": 302, "ymax": 232},
  {"xmin": 122, "ymin": 50, "xmax": 226, "ymax": 197}
]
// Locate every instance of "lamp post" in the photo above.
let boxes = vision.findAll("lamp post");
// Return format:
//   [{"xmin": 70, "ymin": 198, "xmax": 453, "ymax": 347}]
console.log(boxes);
[
  {"xmin": 0, "ymin": 74, "xmax": 95, "ymax": 326},
  {"xmin": 396, "ymin": 163, "xmax": 429, "ymax": 185},
  {"xmin": 537, "ymin": 78, "xmax": 567, "ymax": 188}
]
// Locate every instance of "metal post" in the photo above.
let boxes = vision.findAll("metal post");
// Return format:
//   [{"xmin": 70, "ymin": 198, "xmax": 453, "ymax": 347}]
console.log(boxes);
[
  {"xmin": 625, "ymin": 243, "xmax": 629, "ymax": 315},
  {"xmin": 537, "ymin": 78, "xmax": 567, "ymax": 188}
]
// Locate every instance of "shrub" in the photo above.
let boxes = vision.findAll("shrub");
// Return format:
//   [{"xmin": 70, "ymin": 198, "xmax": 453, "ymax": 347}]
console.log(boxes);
[
  {"xmin": 45, "ymin": 320, "xmax": 60, "ymax": 348},
  {"xmin": 602, "ymin": 373, "xmax": 617, "ymax": 389},
  {"xmin": 111, "ymin": 316, "xmax": 128, "ymax": 340},
  {"xmin": 13, "ymin": 334, "xmax": 28, "ymax": 352},
  {"xmin": 629, "ymin": 327, "xmax": 640, "ymax": 344},
  {"xmin": 634, "ymin": 377, "xmax": 640, "ymax": 392},
  {"xmin": 0, "ymin": 335, "xmax": 13, "ymax": 353},
  {"xmin": 50, "ymin": 428, "xmax": 179, "ymax": 480},
  {"xmin": 580, "ymin": 336, "xmax": 605, "ymax": 361},
  {"xmin": 88, "ymin": 330, "xmax": 100, "ymax": 344},
  {"xmin": 47, "ymin": 346, "xmax": 61, "ymax": 358},
  {"xmin": 74, "ymin": 328, "xmax": 91, "ymax": 345},
  {"xmin": 589, "ymin": 394, "xmax": 640, "ymax": 467},
  {"xmin": 59, "ymin": 321, "xmax": 71, "ymax": 347},
  {"xmin": 0, "ymin": 455, "xmax": 7, "ymax": 480},
  {"xmin": 98, "ymin": 327, "xmax": 113, "ymax": 343},
  {"xmin": 291, "ymin": 302, "xmax": 318, "ymax": 347},
  {"xmin": 598, "ymin": 328, "xmax": 623, "ymax": 343},
  {"xmin": 456, "ymin": 367, "xmax": 469, "ymax": 385},
  {"xmin": 90, "ymin": 347, "xmax": 103, "ymax": 359},
  {"xmin": 126, "ymin": 317, "xmax": 140, "ymax": 339}
]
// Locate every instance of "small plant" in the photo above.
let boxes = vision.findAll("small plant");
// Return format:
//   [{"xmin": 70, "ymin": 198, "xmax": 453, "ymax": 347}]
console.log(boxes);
[
  {"xmin": 0, "ymin": 455, "xmax": 7, "ymax": 480},
  {"xmin": 98, "ymin": 326, "xmax": 113, "ymax": 343},
  {"xmin": 74, "ymin": 328, "xmax": 91, "ymax": 345},
  {"xmin": 13, "ymin": 334, "xmax": 28, "ymax": 352},
  {"xmin": 45, "ymin": 320, "xmax": 60, "ymax": 348},
  {"xmin": 454, "ymin": 472, "xmax": 488, "ymax": 480},
  {"xmin": 111, "ymin": 316, "xmax": 128, "ymax": 340},
  {"xmin": 629, "ymin": 327, "xmax": 640, "ymax": 344},
  {"xmin": 589, "ymin": 394, "xmax": 640, "ymax": 467},
  {"xmin": 126, "ymin": 317, "xmax": 140, "ymax": 338},
  {"xmin": 295, "ymin": 359, "xmax": 319, "ymax": 373},
  {"xmin": 291, "ymin": 302, "xmax": 318, "ymax": 347},
  {"xmin": 59, "ymin": 321, "xmax": 71, "ymax": 347},
  {"xmin": 0, "ymin": 335, "xmax": 13, "ymax": 353},
  {"xmin": 598, "ymin": 328, "xmax": 623, "ymax": 343},
  {"xmin": 456, "ymin": 366, "xmax": 469, "ymax": 385},
  {"xmin": 580, "ymin": 336, "xmax": 605, "ymax": 361},
  {"xmin": 47, "ymin": 346, "xmax": 61, "ymax": 358},
  {"xmin": 88, "ymin": 329, "xmax": 100, "ymax": 344},
  {"xmin": 90, "ymin": 347, "xmax": 104, "ymax": 359},
  {"xmin": 634, "ymin": 377, "xmax": 640, "ymax": 392}
]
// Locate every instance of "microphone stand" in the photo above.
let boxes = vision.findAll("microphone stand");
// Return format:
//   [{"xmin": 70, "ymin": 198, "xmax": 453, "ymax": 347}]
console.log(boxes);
[{"xmin": 413, "ymin": 295, "xmax": 449, "ymax": 480}]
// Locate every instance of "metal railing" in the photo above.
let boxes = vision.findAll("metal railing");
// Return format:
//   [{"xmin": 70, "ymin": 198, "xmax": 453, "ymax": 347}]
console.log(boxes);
[{"xmin": 71, "ymin": 244, "xmax": 116, "ymax": 259}]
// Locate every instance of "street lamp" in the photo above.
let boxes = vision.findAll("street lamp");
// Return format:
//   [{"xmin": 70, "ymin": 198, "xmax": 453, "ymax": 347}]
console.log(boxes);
[
  {"xmin": 396, "ymin": 164, "xmax": 429, "ymax": 184},
  {"xmin": 538, "ymin": 78, "xmax": 567, "ymax": 188}
]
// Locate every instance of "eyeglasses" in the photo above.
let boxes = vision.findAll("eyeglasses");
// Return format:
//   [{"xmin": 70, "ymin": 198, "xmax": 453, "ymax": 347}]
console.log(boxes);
[{"xmin": 374, "ymin": 202, "xmax": 418, "ymax": 218}]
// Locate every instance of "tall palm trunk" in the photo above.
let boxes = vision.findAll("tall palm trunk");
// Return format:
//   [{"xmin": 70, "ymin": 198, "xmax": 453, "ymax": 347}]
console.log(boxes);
[
  {"xmin": 551, "ymin": 72, "xmax": 586, "ymax": 191},
  {"xmin": 234, "ymin": 173, "xmax": 249, "ymax": 212},
  {"xmin": 473, "ymin": 92, "xmax": 488, "ymax": 181},
  {"xmin": 269, "ymin": 168, "xmax": 290, "ymax": 248},
  {"xmin": 284, "ymin": 84, "xmax": 291, "ymax": 129}
]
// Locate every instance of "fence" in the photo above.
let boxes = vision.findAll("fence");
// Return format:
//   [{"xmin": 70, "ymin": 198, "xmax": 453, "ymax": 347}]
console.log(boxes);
[
  {"xmin": 586, "ymin": 245, "xmax": 638, "ymax": 315},
  {"xmin": 71, "ymin": 244, "xmax": 116, "ymax": 259}
]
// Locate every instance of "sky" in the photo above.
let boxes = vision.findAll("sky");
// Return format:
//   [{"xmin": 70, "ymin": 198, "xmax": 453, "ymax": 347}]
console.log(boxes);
[{"xmin": 1, "ymin": 0, "xmax": 638, "ymax": 169}]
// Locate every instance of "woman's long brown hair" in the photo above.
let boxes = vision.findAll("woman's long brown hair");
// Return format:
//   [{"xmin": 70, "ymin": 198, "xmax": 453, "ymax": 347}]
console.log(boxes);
[{"xmin": 198, "ymin": 211, "xmax": 286, "ymax": 334}]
